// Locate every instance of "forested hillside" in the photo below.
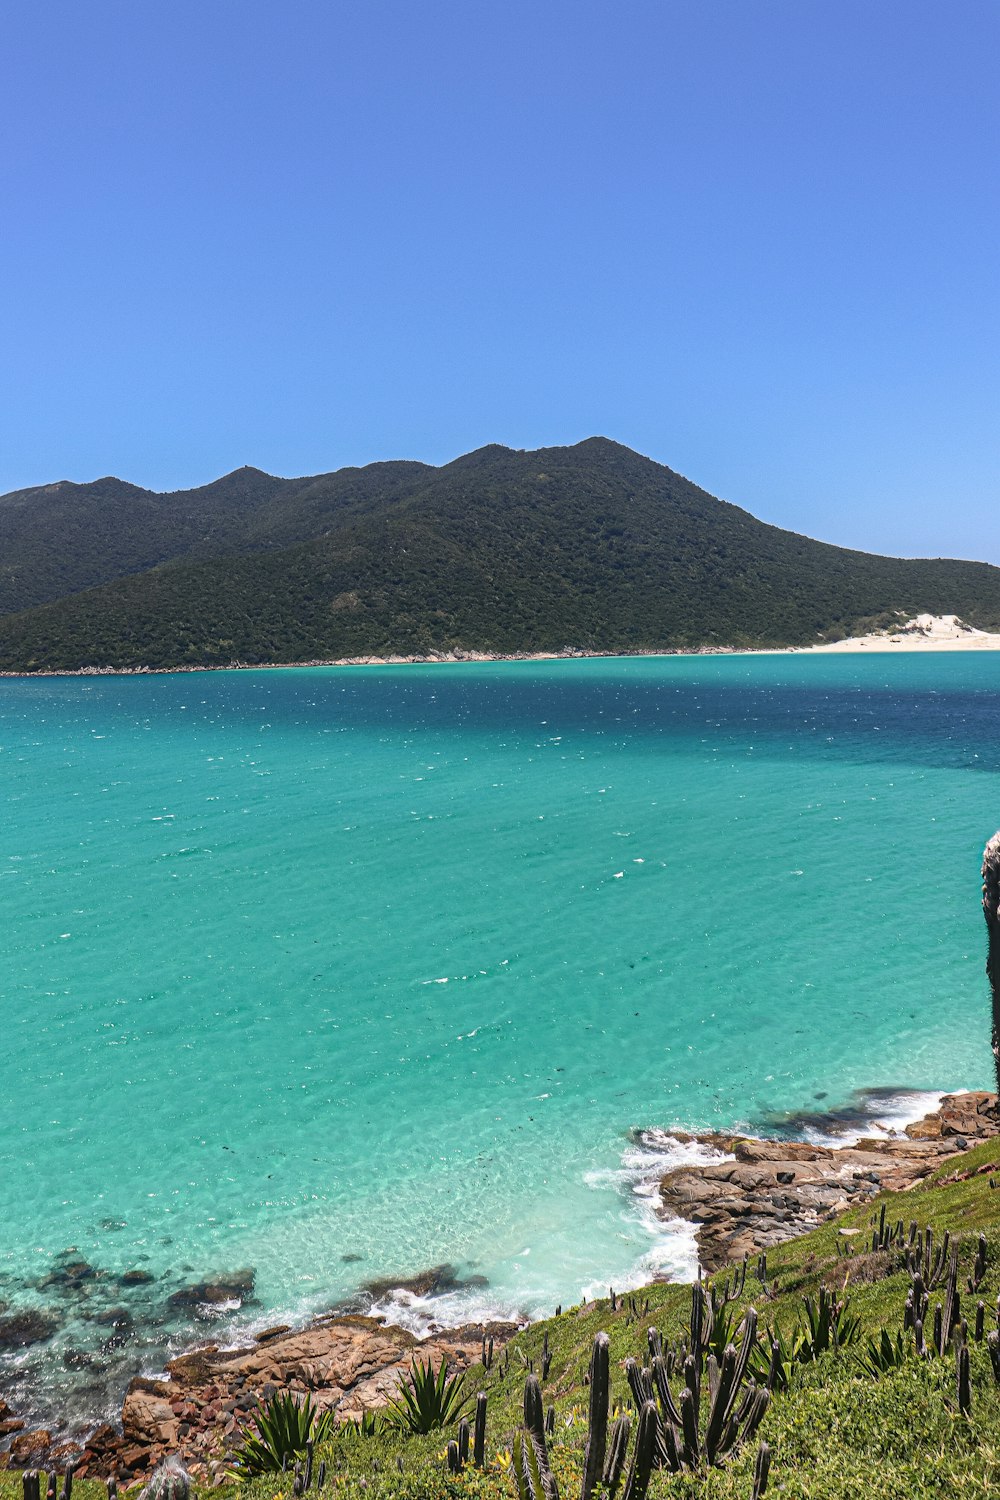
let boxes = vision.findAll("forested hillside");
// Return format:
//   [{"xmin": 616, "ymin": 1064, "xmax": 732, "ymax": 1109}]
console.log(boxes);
[{"xmin": 2, "ymin": 439, "xmax": 998, "ymax": 671}]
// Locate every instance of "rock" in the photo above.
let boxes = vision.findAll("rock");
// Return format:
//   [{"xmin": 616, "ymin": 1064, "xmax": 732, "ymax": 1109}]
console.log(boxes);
[
  {"xmin": 92, "ymin": 1305, "xmax": 133, "ymax": 1328},
  {"xmin": 41, "ymin": 1259, "xmax": 100, "ymax": 1290},
  {"xmin": 167, "ymin": 1269, "xmax": 255, "ymax": 1309},
  {"xmin": 122, "ymin": 1385, "xmax": 180, "ymax": 1448},
  {"xmin": 361, "ymin": 1263, "xmax": 464, "ymax": 1300},
  {"xmin": 9, "ymin": 1429, "xmax": 52, "ymax": 1462},
  {"xmin": 120, "ymin": 1270, "xmax": 155, "ymax": 1287},
  {"xmin": 657, "ymin": 1092, "xmax": 1000, "ymax": 1271},
  {"xmin": 75, "ymin": 1310, "xmax": 519, "ymax": 1481},
  {"xmin": 0, "ymin": 1309, "xmax": 59, "ymax": 1348}
]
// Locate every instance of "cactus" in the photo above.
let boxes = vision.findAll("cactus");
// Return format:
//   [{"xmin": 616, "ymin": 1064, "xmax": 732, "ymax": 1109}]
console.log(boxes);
[
  {"xmin": 446, "ymin": 1440, "xmax": 461, "ymax": 1474},
  {"xmin": 987, "ymin": 1329, "xmax": 1000, "ymax": 1383},
  {"xmin": 542, "ymin": 1331, "xmax": 552, "ymax": 1380},
  {"xmin": 522, "ymin": 1374, "xmax": 559, "ymax": 1500},
  {"xmin": 603, "ymin": 1413, "xmax": 632, "ymax": 1498},
  {"xmin": 457, "ymin": 1416, "xmax": 470, "ymax": 1467},
  {"xmin": 973, "ymin": 1233, "xmax": 988, "ymax": 1292},
  {"xmin": 752, "ymin": 1440, "xmax": 771, "ymax": 1499},
  {"xmin": 140, "ymin": 1458, "xmax": 191, "ymax": 1500},
  {"xmin": 474, "ymin": 1392, "xmax": 487, "ymax": 1468},
  {"xmin": 514, "ymin": 1427, "xmax": 557, "ymax": 1500},
  {"xmin": 957, "ymin": 1339, "xmax": 972, "ymax": 1416},
  {"xmin": 622, "ymin": 1401, "xmax": 657, "ymax": 1500},
  {"xmin": 581, "ymin": 1332, "xmax": 610, "ymax": 1500},
  {"xmin": 939, "ymin": 1244, "xmax": 960, "ymax": 1355}
]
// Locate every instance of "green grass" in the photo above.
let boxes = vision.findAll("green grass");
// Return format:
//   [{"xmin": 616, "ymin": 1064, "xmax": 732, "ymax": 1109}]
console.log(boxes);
[{"xmin": 5, "ymin": 1140, "xmax": 1000, "ymax": 1499}]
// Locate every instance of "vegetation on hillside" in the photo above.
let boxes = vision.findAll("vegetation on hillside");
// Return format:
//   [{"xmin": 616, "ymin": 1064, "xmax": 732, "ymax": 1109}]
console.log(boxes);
[{"xmin": 2, "ymin": 440, "xmax": 1000, "ymax": 672}]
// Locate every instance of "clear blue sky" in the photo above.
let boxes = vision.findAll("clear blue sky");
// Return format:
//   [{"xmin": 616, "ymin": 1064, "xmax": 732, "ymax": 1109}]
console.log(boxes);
[{"xmin": 2, "ymin": 1, "xmax": 997, "ymax": 560}]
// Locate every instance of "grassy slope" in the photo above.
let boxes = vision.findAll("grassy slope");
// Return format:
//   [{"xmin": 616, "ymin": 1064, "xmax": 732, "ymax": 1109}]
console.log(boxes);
[
  {"xmin": 6, "ymin": 1140, "xmax": 1000, "ymax": 1499},
  {"xmin": 4, "ymin": 441, "xmax": 1000, "ymax": 670}
]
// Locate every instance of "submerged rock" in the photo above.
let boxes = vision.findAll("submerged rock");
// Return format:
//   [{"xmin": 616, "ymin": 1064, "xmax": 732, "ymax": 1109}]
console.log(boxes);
[
  {"xmin": 0, "ymin": 1309, "xmax": 59, "ymax": 1349},
  {"xmin": 361, "ymin": 1263, "xmax": 487, "ymax": 1301},
  {"xmin": 166, "ymin": 1269, "xmax": 255, "ymax": 1310}
]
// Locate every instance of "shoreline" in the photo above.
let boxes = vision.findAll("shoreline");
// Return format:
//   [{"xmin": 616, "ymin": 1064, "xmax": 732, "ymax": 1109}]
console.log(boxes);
[
  {"xmin": 1, "ymin": 1085, "xmax": 989, "ymax": 1479},
  {"xmin": 3, "ymin": 614, "xmax": 1000, "ymax": 679}
]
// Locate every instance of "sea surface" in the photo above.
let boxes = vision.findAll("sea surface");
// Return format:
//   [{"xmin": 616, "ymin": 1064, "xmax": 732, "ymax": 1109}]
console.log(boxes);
[{"xmin": 1, "ymin": 652, "xmax": 997, "ymax": 1434}]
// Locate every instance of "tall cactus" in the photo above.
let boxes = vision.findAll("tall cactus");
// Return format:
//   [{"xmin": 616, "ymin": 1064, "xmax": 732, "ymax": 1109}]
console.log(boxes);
[
  {"xmin": 622, "ymin": 1401, "xmax": 657, "ymax": 1500},
  {"xmin": 473, "ymin": 1392, "xmax": 487, "ymax": 1468},
  {"xmin": 983, "ymin": 832, "xmax": 1000, "ymax": 1089},
  {"xmin": 603, "ymin": 1414, "xmax": 632, "ymax": 1498},
  {"xmin": 522, "ymin": 1374, "xmax": 559, "ymax": 1500},
  {"xmin": 580, "ymin": 1332, "xmax": 610, "ymax": 1500}
]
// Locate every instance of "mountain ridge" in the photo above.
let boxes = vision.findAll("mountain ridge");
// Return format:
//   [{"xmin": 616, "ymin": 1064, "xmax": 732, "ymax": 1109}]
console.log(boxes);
[{"xmin": 1, "ymin": 439, "xmax": 999, "ymax": 671}]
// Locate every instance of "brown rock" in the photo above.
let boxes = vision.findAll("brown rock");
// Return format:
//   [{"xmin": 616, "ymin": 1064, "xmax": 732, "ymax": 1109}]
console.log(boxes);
[
  {"xmin": 122, "ymin": 1385, "xmax": 180, "ymax": 1447},
  {"xmin": 9, "ymin": 1430, "xmax": 52, "ymax": 1462}
]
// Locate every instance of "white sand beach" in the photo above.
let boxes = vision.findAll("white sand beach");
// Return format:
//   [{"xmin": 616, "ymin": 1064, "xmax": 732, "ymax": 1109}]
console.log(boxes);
[{"xmin": 796, "ymin": 613, "xmax": 1000, "ymax": 653}]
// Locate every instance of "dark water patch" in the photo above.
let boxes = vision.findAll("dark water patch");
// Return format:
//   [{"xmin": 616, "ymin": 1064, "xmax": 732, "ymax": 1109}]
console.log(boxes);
[
  {"xmin": 166, "ymin": 1268, "xmax": 255, "ymax": 1312},
  {"xmin": 0, "ymin": 1311, "xmax": 59, "ymax": 1350},
  {"xmin": 753, "ymin": 1086, "xmax": 934, "ymax": 1140}
]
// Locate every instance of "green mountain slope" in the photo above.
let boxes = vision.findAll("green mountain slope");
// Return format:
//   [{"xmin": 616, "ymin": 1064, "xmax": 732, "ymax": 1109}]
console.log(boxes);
[
  {"xmin": 0, "ymin": 461, "xmax": 432, "ymax": 615},
  {"xmin": 1, "ymin": 438, "xmax": 999, "ymax": 671}
]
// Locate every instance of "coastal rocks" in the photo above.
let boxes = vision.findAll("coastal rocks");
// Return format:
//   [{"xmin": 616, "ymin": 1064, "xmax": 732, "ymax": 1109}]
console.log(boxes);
[
  {"xmin": 8, "ymin": 1430, "xmax": 52, "ymax": 1464},
  {"xmin": 904, "ymin": 1090, "xmax": 1000, "ymax": 1140},
  {"xmin": 122, "ymin": 1385, "xmax": 180, "ymax": 1448},
  {"xmin": 657, "ymin": 1093, "xmax": 1000, "ymax": 1272},
  {"xmin": 72, "ymin": 1313, "xmax": 518, "ymax": 1483},
  {"xmin": 0, "ymin": 1398, "xmax": 25, "ymax": 1439}
]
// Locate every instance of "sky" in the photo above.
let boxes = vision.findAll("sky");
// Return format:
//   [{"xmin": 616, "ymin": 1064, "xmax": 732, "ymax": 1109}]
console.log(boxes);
[{"xmin": 1, "ymin": 1, "xmax": 997, "ymax": 561}]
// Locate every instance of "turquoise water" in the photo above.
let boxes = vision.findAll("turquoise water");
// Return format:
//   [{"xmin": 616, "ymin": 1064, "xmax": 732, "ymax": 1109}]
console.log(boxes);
[{"xmin": 1, "ymin": 652, "xmax": 998, "ymax": 1432}]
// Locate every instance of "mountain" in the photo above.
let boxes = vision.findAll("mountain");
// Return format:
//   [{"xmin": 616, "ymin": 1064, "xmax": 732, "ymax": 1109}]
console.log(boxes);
[{"xmin": 1, "ymin": 438, "xmax": 998, "ymax": 671}]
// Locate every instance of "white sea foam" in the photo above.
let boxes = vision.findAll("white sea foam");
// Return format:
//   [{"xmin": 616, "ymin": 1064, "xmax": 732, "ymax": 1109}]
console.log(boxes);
[{"xmin": 792, "ymin": 1088, "xmax": 949, "ymax": 1147}]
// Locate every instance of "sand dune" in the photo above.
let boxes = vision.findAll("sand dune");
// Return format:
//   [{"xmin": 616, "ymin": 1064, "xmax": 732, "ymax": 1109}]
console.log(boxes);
[{"xmin": 797, "ymin": 613, "xmax": 1000, "ymax": 652}]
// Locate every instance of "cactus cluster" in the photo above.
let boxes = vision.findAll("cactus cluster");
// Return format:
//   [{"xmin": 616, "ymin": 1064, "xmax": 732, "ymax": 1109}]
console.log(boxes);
[
  {"xmin": 21, "ymin": 1472, "xmax": 76, "ymax": 1500},
  {"xmin": 140, "ymin": 1457, "xmax": 192, "ymax": 1500},
  {"xmin": 500, "ymin": 1285, "xmax": 771, "ymax": 1500}
]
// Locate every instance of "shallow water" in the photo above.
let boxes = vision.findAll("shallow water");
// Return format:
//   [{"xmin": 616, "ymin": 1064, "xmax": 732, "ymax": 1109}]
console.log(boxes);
[{"xmin": 1, "ymin": 653, "xmax": 997, "ymax": 1431}]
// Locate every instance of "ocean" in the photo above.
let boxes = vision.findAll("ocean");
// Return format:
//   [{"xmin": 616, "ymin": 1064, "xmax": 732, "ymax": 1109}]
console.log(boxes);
[{"xmin": 0, "ymin": 652, "xmax": 996, "ymax": 1434}]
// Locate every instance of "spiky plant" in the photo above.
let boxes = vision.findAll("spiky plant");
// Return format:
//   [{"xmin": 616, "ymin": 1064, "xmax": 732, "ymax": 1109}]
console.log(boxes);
[
  {"xmin": 855, "ymin": 1328, "xmax": 913, "ymax": 1379},
  {"xmin": 140, "ymin": 1457, "xmax": 191, "ymax": 1500},
  {"xmin": 385, "ymin": 1356, "xmax": 470, "ymax": 1434},
  {"xmin": 231, "ymin": 1391, "xmax": 333, "ymax": 1477}
]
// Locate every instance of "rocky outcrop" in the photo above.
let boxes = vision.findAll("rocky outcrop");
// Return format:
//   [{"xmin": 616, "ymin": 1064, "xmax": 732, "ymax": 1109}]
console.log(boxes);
[
  {"xmin": 659, "ymin": 1092, "xmax": 1000, "ymax": 1272},
  {"xmin": 983, "ymin": 834, "xmax": 1000, "ymax": 1090},
  {"xmin": 74, "ymin": 1313, "xmax": 517, "ymax": 1484}
]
